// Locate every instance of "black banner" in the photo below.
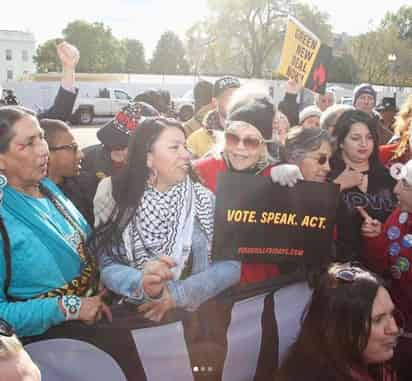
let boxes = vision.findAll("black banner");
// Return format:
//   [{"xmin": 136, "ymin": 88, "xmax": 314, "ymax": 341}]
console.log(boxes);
[
  {"xmin": 212, "ymin": 173, "xmax": 339, "ymax": 266},
  {"xmin": 305, "ymin": 44, "xmax": 332, "ymax": 95}
]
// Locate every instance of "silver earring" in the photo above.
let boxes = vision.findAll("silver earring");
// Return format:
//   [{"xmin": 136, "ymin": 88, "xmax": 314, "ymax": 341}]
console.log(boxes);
[{"xmin": 0, "ymin": 174, "xmax": 8, "ymax": 205}]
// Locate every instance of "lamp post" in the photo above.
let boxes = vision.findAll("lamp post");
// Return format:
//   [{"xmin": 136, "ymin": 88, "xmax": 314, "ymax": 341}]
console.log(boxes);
[{"xmin": 388, "ymin": 53, "xmax": 397, "ymax": 99}]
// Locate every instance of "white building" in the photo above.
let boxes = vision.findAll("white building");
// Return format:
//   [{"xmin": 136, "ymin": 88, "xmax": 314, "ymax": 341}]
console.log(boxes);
[{"xmin": 0, "ymin": 30, "xmax": 36, "ymax": 83}]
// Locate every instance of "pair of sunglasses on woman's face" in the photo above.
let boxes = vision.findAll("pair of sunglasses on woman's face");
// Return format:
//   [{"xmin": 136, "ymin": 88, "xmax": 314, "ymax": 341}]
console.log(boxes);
[
  {"xmin": 305, "ymin": 153, "xmax": 330, "ymax": 165},
  {"xmin": 225, "ymin": 132, "xmax": 270, "ymax": 150}
]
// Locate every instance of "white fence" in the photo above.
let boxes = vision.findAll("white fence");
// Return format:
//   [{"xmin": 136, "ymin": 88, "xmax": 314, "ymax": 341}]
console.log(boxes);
[{"xmin": 2, "ymin": 74, "xmax": 412, "ymax": 112}]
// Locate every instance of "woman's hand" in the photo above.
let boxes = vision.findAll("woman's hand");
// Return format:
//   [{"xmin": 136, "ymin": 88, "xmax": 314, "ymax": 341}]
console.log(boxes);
[
  {"xmin": 285, "ymin": 79, "xmax": 302, "ymax": 95},
  {"xmin": 270, "ymin": 164, "xmax": 303, "ymax": 187},
  {"xmin": 78, "ymin": 289, "xmax": 112, "ymax": 324},
  {"xmin": 57, "ymin": 41, "xmax": 80, "ymax": 70},
  {"xmin": 358, "ymin": 207, "xmax": 382, "ymax": 238},
  {"xmin": 333, "ymin": 167, "xmax": 364, "ymax": 191},
  {"xmin": 137, "ymin": 287, "xmax": 176, "ymax": 322},
  {"xmin": 142, "ymin": 256, "xmax": 175, "ymax": 298}
]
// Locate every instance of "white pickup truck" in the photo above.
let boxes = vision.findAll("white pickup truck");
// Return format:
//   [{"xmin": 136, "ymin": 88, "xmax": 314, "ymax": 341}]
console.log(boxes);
[{"xmin": 72, "ymin": 88, "xmax": 131, "ymax": 125}]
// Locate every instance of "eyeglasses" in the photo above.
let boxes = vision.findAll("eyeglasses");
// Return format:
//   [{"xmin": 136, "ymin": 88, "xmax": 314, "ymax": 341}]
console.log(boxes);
[
  {"xmin": 49, "ymin": 142, "xmax": 79, "ymax": 152},
  {"xmin": 225, "ymin": 132, "xmax": 272, "ymax": 150},
  {"xmin": 304, "ymin": 153, "xmax": 330, "ymax": 165},
  {"xmin": 0, "ymin": 318, "xmax": 15, "ymax": 337}
]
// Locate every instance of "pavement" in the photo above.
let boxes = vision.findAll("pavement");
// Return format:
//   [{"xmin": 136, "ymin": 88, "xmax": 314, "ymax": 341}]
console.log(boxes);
[{"xmin": 70, "ymin": 117, "xmax": 108, "ymax": 148}]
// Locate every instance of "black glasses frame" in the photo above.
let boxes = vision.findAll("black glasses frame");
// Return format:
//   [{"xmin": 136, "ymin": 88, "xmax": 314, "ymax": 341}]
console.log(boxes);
[{"xmin": 49, "ymin": 142, "xmax": 79, "ymax": 152}]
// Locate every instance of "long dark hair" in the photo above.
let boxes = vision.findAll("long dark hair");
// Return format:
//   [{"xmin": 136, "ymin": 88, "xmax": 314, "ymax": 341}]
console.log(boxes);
[
  {"xmin": 277, "ymin": 263, "xmax": 396, "ymax": 381},
  {"xmin": 90, "ymin": 117, "xmax": 198, "ymax": 254},
  {"xmin": 331, "ymin": 109, "xmax": 384, "ymax": 171}
]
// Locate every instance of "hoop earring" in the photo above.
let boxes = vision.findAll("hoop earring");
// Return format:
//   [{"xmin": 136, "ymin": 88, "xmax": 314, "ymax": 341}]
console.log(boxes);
[{"xmin": 0, "ymin": 174, "xmax": 8, "ymax": 205}]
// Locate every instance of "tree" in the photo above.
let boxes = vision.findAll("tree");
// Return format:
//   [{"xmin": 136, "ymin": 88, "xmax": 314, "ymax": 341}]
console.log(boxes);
[
  {"xmin": 328, "ymin": 54, "xmax": 359, "ymax": 83},
  {"xmin": 382, "ymin": 6, "xmax": 412, "ymax": 40},
  {"xmin": 189, "ymin": 0, "xmax": 333, "ymax": 78},
  {"xmin": 150, "ymin": 31, "xmax": 189, "ymax": 74},
  {"xmin": 122, "ymin": 39, "xmax": 146, "ymax": 73},
  {"xmin": 33, "ymin": 39, "xmax": 62, "ymax": 73},
  {"xmin": 292, "ymin": 3, "xmax": 333, "ymax": 44},
  {"xmin": 62, "ymin": 20, "xmax": 124, "ymax": 73}
]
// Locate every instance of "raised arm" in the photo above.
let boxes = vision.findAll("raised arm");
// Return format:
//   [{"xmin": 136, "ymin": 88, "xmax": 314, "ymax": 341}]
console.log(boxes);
[{"xmin": 37, "ymin": 42, "xmax": 80, "ymax": 121}]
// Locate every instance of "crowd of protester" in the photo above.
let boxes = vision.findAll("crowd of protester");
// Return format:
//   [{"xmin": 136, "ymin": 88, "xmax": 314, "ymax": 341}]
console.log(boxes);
[{"xmin": 1, "ymin": 41, "xmax": 412, "ymax": 381}]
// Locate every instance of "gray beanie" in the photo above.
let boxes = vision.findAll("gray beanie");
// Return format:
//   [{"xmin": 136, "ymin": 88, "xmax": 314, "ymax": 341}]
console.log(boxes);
[{"xmin": 352, "ymin": 83, "xmax": 377, "ymax": 106}]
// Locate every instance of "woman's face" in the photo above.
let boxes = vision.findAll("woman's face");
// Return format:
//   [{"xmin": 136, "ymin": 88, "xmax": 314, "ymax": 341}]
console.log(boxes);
[
  {"xmin": 362, "ymin": 287, "xmax": 399, "ymax": 364},
  {"xmin": 225, "ymin": 124, "xmax": 265, "ymax": 171},
  {"xmin": 147, "ymin": 127, "xmax": 190, "ymax": 192},
  {"xmin": 272, "ymin": 112, "xmax": 290, "ymax": 144},
  {"xmin": 302, "ymin": 116, "xmax": 320, "ymax": 129},
  {"xmin": 0, "ymin": 116, "xmax": 49, "ymax": 190},
  {"xmin": 341, "ymin": 122, "xmax": 374, "ymax": 164},
  {"xmin": 298, "ymin": 141, "xmax": 332, "ymax": 183}
]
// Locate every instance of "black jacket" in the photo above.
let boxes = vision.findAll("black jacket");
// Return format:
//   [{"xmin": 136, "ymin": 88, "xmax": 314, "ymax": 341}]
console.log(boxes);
[
  {"xmin": 329, "ymin": 158, "xmax": 397, "ymax": 262},
  {"xmin": 37, "ymin": 86, "xmax": 78, "ymax": 122}
]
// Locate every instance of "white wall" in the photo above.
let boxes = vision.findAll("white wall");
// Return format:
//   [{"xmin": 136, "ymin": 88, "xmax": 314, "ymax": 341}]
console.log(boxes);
[{"xmin": 0, "ymin": 30, "xmax": 36, "ymax": 83}]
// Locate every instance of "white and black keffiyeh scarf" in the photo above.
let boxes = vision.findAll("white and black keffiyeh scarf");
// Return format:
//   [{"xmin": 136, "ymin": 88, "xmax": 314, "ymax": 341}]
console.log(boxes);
[{"xmin": 122, "ymin": 178, "xmax": 214, "ymax": 280}]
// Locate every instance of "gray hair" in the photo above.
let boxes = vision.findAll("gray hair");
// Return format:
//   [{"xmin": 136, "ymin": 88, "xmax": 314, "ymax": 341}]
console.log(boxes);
[
  {"xmin": 281, "ymin": 126, "xmax": 331, "ymax": 164},
  {"xmin": 320, "ymin": 104, "xmax": 354, "ymax": 131}
]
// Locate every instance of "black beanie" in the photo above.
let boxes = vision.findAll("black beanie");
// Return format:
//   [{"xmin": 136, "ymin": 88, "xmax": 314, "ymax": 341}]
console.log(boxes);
[
  {"xmin": 97, "ymin": 101, "xmax": 159, "ymax": 148},
  {"xmin": 227, "ymin": 96, "xmax": 275, "ymax": 140}
]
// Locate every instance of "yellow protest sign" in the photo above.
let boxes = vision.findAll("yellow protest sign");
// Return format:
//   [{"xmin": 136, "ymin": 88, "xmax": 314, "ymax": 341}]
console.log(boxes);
[{"xmin": 277, "ymin": 17, "xmax": 321, "ymax": 87}]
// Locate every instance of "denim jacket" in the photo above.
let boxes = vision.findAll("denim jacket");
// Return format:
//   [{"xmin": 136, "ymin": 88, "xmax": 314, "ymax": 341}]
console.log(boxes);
[{"xmin": 99, "ymin": 219, "xmax": 241, "ymax": 311}]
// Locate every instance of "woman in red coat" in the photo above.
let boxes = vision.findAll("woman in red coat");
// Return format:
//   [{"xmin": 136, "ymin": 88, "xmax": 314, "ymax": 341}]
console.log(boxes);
[
  {"xmin": 195, "ymin": 94, "xmax": 280, "ymax": 284},
  {"xmin": 361, "ymin": 159, "xmax": 412, "ymax": 381},
  {"xmin": 379, "ymin": 94, "xmax": 412, "ymax": 167}
]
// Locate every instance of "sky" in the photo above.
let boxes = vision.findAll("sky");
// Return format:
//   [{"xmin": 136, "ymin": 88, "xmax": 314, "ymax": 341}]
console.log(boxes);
[{"xmin": 0, "ymin": 0, "xmax": 410, "ymax": 57}]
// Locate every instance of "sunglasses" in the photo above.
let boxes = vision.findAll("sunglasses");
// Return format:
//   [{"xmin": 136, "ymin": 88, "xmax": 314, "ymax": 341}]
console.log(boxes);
[
  {"xmin": 225, "ymin": 132, "xmax": 271, "ymax": 150},
  {"xmin": 49, "ymin": 142, "xmax": 79, "ymax": 152},
  {"xmin": 0, "ymin": 318, "xmax": 14, "ymax": 337},
  {"xmin": 304, "ymin": 153, "xmax": 330, "ymax": 165}
]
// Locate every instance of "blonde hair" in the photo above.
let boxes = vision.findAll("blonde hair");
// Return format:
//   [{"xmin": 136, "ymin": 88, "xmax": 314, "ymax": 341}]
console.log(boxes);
[
  {"xmin": 392, "ymin": 94, "xmax": 412, "ymax": 161},
  {"xmin": 226, "ymin": 82, "xmax": 274, "ymax": 116},
  {"xmin": 0, "ymin": 334, "xmax": 23, "ymax": 360}
]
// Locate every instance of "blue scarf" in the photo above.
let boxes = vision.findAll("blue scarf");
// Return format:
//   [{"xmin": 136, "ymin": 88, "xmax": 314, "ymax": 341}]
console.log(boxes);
[{"xmin": 3, "ymin": 178, "xmax": 91, "ymax": 272}]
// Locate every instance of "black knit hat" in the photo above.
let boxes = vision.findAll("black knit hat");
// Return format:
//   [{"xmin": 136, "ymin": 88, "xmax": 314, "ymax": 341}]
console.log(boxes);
[
  {"xmin": 97, "ymin": 102, "xmax": 159, "ymax": 148},
  {"xmin": 213, "ymin": 76, "xmax": 240, "ymax": 98},
  {"xmin": 227, "ymin": 96, "xmax": 275, "ymax": 140}
]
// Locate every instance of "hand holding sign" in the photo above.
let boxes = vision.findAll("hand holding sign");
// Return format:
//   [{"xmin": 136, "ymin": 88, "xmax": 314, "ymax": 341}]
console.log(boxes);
[
  {"xmin": 285, "ymin": 79, "xmax": 303, "ymax": 95},
  {"xmin": 357, "ymin": 207, "xmax": 382, "ymax": 238}
]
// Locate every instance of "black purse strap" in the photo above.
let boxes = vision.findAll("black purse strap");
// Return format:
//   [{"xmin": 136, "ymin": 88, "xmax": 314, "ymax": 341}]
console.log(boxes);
[{"xmin": 0, "ymin": 216, "xmax": 12, "ymax": 299}]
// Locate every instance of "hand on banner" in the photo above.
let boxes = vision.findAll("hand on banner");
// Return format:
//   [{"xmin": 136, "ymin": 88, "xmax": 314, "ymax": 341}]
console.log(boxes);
[
  {"xmin": 333, "ymin": 167, "xmax": 364, "ymax": 191},
  {"xmin": 79, "ymin": 289, "xmax": 113, "ymax": 324},
  {"xmin": 137, "ymin": 287, "xmax": 176, "ymax": 322},
  {"xmin": 285, "ymin": 79, "xmax": 302, "ymax": 95},
  {"xmin": 270, "ymin": 164, "xmax": 303, "ymax": 187},
  {"xmin": 357, "ymin": 207, "xmax": 382, "ymax": 238},
  {"xmin": 142, "ymin": 256, "xmax": 175, "ymax": 298}
]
